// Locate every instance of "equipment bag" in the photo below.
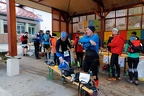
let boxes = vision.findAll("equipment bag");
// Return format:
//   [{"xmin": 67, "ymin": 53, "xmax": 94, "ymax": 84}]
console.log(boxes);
[
  {"xmin": 61, "ymin": 68, "xmax": 74, "ymax": 77},
  {"xmin": 19, "ymin": 35, "xmax": 26, "ymax": 42}
]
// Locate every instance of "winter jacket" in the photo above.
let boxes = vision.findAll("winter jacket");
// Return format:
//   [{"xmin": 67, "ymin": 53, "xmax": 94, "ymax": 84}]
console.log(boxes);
[
  {"xmin": 79, "ymin": 34, "xmax": 99, "ymax": 54},
  {"xmin": 108, "ymin": 35, "xmax": 124, "ymax": 55},
  {"xmin": 50, "ymin": 37, "xmax": 57, "ymax": 53},
  {"xmin": 74, "ymin": 36, "xmax": 83, "ymax": 52},
  {"xmin": 58, "ymin": 60, "xmax": 69, "ymax": 69}
]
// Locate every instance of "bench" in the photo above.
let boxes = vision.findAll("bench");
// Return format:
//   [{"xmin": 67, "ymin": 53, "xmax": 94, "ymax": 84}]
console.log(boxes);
[{"xmin": 46, "ymin": 65, "xmax": 94, "ymax": 96}]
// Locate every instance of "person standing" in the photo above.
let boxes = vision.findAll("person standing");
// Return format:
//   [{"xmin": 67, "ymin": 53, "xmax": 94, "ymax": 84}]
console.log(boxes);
[
  {"xmin": 21, "ymin": 32, "xmax": 28, "ymax": 56},
  {"xmin": 107, "ymin": 35, "xmax": 114, "ymax": 52},
  {"xmin": 124, "ymin": 33, "xmax": 140, "ymax": 85},
  {"xmin": 107, "ymin": 28, "xmax": 124, "ymax": 81},
  {"xmin": 43, "ymin": 31, "xmax": 51, "ymax": 59},
  {"xmin": 39, "ymin": 30, "xmax": 44, "ymax": 52},
  {"xmin": 33, "ymin": 30, "xmax": 43, "ymax": 59},
  {"xmin": 79, "ymin": 26, "xmax": 100, "ymax": 87},
  {"xmin": 74, "ymin": 30, "xmax": 84, "ymax": 69},
  {"xmin": 50, "ymin": 33, "xmax": 58, "ymax": 64},
  {"xmin": 131, "ymin": 31, "xmax": 139, "ymax": 40}
]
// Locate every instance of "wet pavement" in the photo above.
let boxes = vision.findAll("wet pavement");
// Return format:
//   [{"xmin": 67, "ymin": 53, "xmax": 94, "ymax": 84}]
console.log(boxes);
[{"xmin": 0, "ymin": 44, "xmax": 144, "ymax": 96}]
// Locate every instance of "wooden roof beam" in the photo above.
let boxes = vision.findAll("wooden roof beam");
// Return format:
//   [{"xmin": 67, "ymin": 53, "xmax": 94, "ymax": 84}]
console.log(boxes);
[
  {"xmin": 93, "ymin": 0, "xmax": 104, "ymax": 9},
  {"xmin": 104, "ymin": 4, "xmax": 116, "ymax": 18},
  {"xmin": 93, "ymin": 0, "xmax": 104, "ymax": 18},
  {"xmin": 91, "ymin": 8, "xmax": 101, "ymax": 18},
  {"xmin": 38, "ymin": 0, "xmax": 44, "ymax": 2},
  {"xmin": 68, "ymin": 12, "xmax": 76, "ymax": 22},
  {"xmin": 60, "ymin": 11, "xmax": 68, "ymax": 22}
]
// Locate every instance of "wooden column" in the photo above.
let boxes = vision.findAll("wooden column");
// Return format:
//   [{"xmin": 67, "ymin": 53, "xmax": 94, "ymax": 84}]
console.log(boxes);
[
  {"xmin": 92, "ymin": 4, "xmax": 116, "ymax": 45},
  {"xmin": 100, "ymin": 17, "xmax": 105, "ymax": 42},
  {"xmin": 6, "ymin": 0, "xmax": 17, "ymax": 56}
]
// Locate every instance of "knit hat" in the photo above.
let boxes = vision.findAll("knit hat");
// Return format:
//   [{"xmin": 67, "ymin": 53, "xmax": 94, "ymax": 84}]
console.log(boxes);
[
  {"xmin": 131, "ymin": 31, "xmax": 137, "ymax": 35},
  {"xmin": 130, "ymin": 36, "xmax": 136, "ymax": 41},
  {"xmin": 87, "ymin": 26, "xmax": 95, "ymax": 33},
  {"xmin": 61, "ymin": 31, "xmax": 67, "ymax": 38},
  {"xmin": 112, "ymin": 28, "xmax": 118, "ymax": 32}
]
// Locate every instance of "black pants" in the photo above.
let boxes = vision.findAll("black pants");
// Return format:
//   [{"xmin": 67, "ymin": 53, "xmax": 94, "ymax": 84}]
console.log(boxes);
[
  {"xmin": 128, "ymin": 57, "xmax": 139, "ymax": 70},
  {"xmin": 83, "ymin": 54, "xmax": 99, "ymax": 79},
  {"xmin": 54, "ymin": 53, "xmax": 58, "ymax": 64},
  {"xmin": 128, "ymin": 57, "xmax": 139, "ymax": 80},
  {"xmin": 34, "ymin": 42, "xmax": 40, "ymax": 58},
  {"xmin": 110, "ymin": 53, "xmax": 120, "ymax": 78},
  {"xmin": 76, "ymin": 52, "xmax": 84, "ymax": 68}
]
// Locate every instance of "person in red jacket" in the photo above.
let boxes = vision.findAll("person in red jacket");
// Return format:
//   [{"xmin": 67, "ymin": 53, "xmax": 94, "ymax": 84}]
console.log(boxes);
[
  {"xmin": 108, "ymin": 28, "xmax": 124, "ymax": 81},
  {"xmin": 74, "ymin": 30, "xmax": 84, "ymax": 69}
]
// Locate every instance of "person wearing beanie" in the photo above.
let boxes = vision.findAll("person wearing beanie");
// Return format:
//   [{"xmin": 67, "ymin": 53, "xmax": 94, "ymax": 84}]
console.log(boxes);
[
  {"xmin": 79, "ymin": 26, "xmax": 100, "ymax": 87},
  {"xmin": 87, "ymin": 26, "xmax": 95, "ymax": 33},
  {"xmin": 56, "ymin": 31, "xmax": 72, "ymax": 84},
  {"xmin": 124, "ymin": 33, "xmax": 140, "ymax": 85},
  {"xmin": 112, "ymin": 28, "xmax": 118, "ymax": 32},
  {"xmin": 107, "ymin": 28, "xmax": 124, "ymax": 81}
]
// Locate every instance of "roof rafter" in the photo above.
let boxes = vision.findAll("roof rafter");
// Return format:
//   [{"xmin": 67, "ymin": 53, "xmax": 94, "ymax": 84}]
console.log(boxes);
[{"xmin": 93, "ymin": 0, "xmax": 104, "ymax": 9}]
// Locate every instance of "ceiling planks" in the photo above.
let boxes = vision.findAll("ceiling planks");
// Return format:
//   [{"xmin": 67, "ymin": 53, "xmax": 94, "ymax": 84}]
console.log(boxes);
[{"xmin": 24, "ymin": 0, "xmax": 143, "ymax": 16}]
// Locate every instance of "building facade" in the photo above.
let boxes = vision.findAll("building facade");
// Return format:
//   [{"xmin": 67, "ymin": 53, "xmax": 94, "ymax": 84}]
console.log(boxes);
[{"xmin": 0, "ymin": 2, "xmax": 42, "ymax": 43}]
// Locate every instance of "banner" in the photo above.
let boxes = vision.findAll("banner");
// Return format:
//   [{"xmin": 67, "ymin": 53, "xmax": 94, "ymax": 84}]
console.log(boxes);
[
  {"xmin": 94, "ymin": 20, "xmax": 100, "ymax": 31},
  {"xmin": 79, "ymin": 21, "xmax": 84, "ymax": 32},
  {"xmin": 88, "ymin": 20, "xmax": 94, "ymax": 26},
  {"xmin": 73, "ymin": 23, "xmax": 79, "ymax": 33}
]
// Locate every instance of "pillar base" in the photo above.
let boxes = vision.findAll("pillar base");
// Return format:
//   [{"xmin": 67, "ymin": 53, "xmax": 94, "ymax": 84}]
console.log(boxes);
[{"xmin": 7, "ymin": 59, "xmax": 19, "ymax": 76}]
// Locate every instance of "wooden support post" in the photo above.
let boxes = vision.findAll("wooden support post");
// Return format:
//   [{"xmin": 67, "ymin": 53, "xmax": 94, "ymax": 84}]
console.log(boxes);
[
  {"xmin": 92, "ymin": 3, "xmax": 116, "ymax": 44},
  {"xmin": 6, "ymin": 0, "xmax": 17, "ymax": 56},
  {"xmin": 100, "ymin": 17, "xmax": 104, "ymax": 43},
  {"xmin": 60, "ymin": 12, "xmax": 76, "ymax": 33}
]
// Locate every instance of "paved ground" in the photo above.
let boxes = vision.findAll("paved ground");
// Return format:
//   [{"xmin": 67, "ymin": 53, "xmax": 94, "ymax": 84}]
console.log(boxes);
[{"xmin": 0, "ymin": 44, "xmax": 144, "ymax": 96}]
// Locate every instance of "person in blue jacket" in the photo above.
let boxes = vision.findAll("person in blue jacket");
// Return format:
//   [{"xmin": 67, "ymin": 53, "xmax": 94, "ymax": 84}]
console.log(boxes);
[
  {"xmin": 42, "ymin": 30, "xmax": 51, "ymax": 59},
  {"xmin": 33, "ymin": 30, "xmax": 43, "ymax": 59},
  {"xmin": 79, "ymin": 26, "xmax": 100, "ymax": 87}
]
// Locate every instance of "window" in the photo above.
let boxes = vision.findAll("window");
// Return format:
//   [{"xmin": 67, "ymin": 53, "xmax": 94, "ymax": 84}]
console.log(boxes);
[
  {"xmin": 87, "ymin": 14, "xmax": 95, "ymax": 20},
  {"xmin": 80, "ymin": 16, "xmax": 86, "ymax": 22},
  {"xmin": 129, "ymin": 7, "xmax": 142, "ymax": 15},
  {"xmin": 116, "ymin": 18, "xmax": 127, "ymax": 30},
  {"xmin": 17, "ymin": 22, "xmax": 25, "ymax": 34},
  {"xmin": 105, "ymin": 19, "xmax": 115, "ymax": 31},
  {"xmin": 96, "ymin": 15, "xmax": 100, "ymax": 19},
  {"xmin": 116, "ymin": 9, "xmax": 127, "ymax": 17},
  {"xmin": 128, "ymin": 16, "xmax": 141, "ymax": 29},
  {"xmin": 142, "ymin": 15, "xmax": 144, "ymax": 29},
  {"xmin": 3, "ymin": 20, "xmax": 7, "ymax": 33},
  {"xmin": 106, "ymin": 11, "xmax": 115, "ymax": 18},
  {"xmin": 28, "ymin": 24, "xmax": 36, "ymax": 34},
  {"xmin": 73, "ymin": 17, "xmax": 79, "ymax": 23}
]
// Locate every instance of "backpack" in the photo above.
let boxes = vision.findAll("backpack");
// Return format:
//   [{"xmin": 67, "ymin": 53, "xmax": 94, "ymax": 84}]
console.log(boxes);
[
  {"xmin": 61, "ymin": 68, "xmax": 74, "ymax": 77},
  {"xmin": 128, "ymin": 40, "xmax": 144, "ymax": 53},
  {"xmin": 19, "ymin": 35, "xmax": 26, "ymax": 42}
]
